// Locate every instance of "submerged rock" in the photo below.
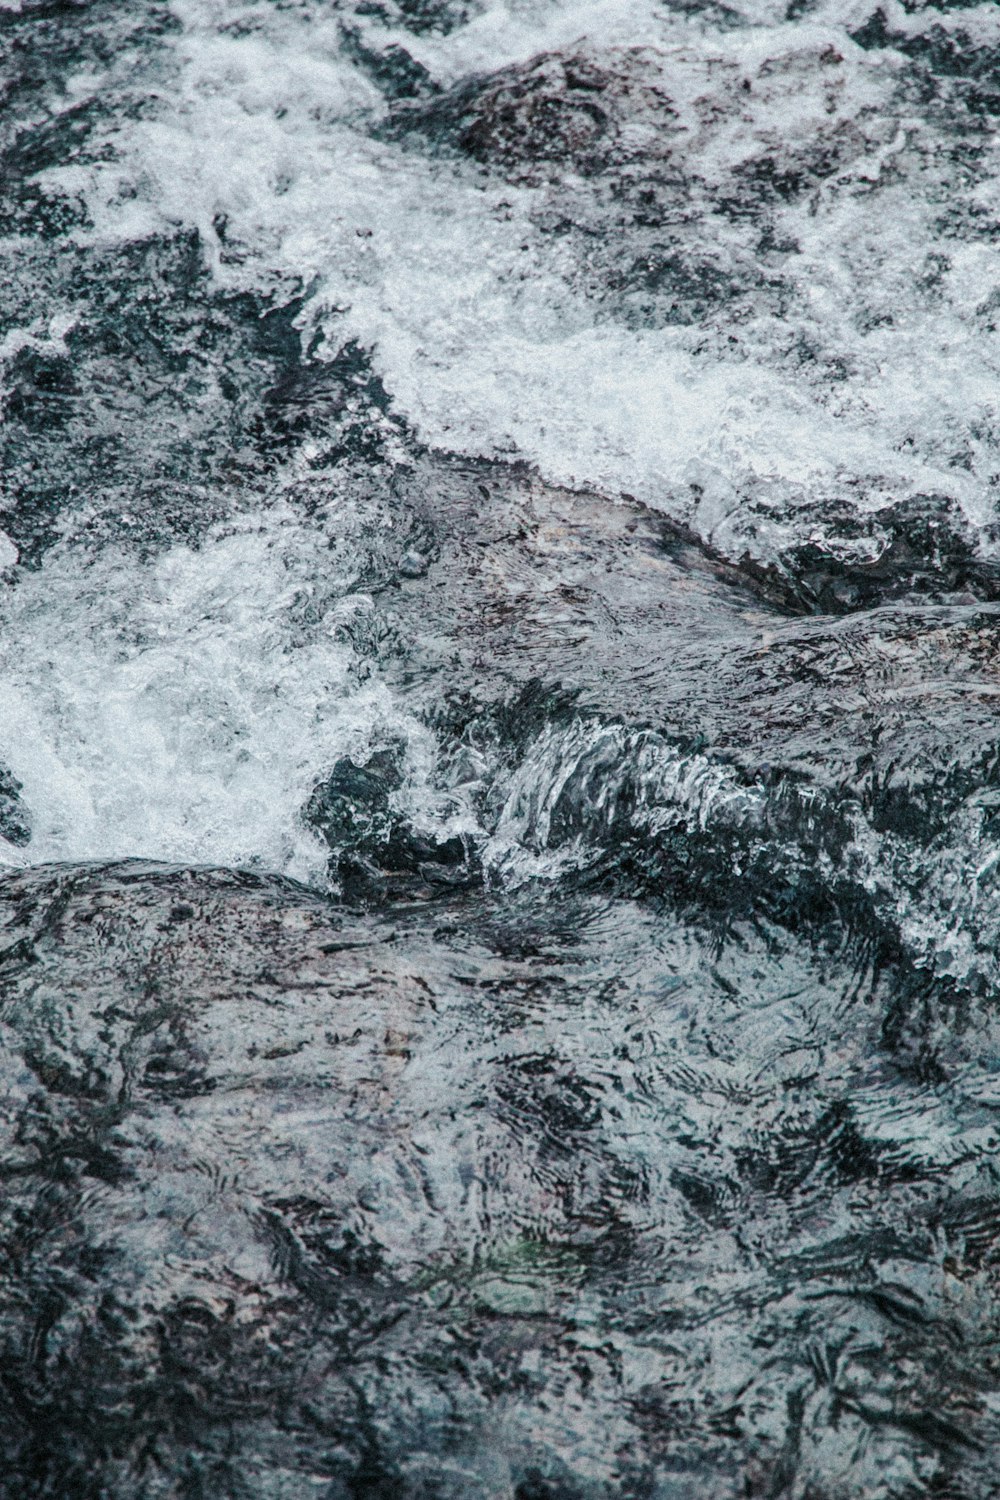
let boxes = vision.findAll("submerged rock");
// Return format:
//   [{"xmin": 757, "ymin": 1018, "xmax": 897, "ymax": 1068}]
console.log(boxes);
[
  {"xmin": 305, "ymin": 746, "xmax": 478, "ymax": 901},
  {"xmin": 0, "ymin": 859, "xmax": 998, "ymax": 1497},
  {"xmin": 300, "ymin": 460, "xmax": 1000, "ymax": 995}
]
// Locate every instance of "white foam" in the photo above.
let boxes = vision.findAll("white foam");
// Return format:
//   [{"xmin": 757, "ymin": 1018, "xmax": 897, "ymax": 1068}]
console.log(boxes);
[
  {"xmin": 0, "ymin": 509, "xmax": 438, "ymax": 883},
  {"xmin": 39, "ymin": 0, "xmax": 998, "ymax": 562}
]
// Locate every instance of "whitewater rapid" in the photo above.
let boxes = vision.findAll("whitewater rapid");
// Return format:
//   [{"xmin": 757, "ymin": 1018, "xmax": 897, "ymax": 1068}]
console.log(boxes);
[{"xmin": 2, "ymin": 0, "xmax": 998, "ymax": 882}]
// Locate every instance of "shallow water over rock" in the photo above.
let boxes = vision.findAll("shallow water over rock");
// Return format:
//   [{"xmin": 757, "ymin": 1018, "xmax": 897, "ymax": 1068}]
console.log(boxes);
[{"xmin": 2, "ymin": 859, "xmax": 1000, "ymax": 1498}]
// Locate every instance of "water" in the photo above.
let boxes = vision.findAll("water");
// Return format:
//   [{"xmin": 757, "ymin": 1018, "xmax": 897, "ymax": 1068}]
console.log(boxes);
[{"xmin": 1, "ymin": 0, "xmax": 1000, "ymax": 1495}]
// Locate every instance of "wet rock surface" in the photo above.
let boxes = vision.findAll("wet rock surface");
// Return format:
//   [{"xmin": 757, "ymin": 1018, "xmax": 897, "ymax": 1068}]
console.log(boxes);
[
  {"xmin": 1, "ymin": 860, "xmax": 999, "ymax": 1498},
  {"xmin": 286, "ymin": 456, "xmax": 1000, "ymax": 1009}
]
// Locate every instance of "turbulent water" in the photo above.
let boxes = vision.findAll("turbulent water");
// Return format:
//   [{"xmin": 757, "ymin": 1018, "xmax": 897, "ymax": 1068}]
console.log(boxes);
[{"xmin": 2, "ymin": 0, "xmax": 1000, "ymax": 1495}]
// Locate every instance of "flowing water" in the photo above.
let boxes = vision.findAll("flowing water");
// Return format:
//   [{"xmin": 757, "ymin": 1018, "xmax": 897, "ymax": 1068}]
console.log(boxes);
[{"xmin": 2, "ymin": 1, "xmax": 1000, "ymax": 1495}]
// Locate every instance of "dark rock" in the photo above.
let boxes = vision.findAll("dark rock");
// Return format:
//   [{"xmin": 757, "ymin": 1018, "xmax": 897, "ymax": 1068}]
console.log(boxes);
[
  {"xmin": 355, "ymin": 0, "xmax": 472, "ymax": 37},
  {"xmin": 305, "ymin": 748, "xmax": 477, "ymax": 901},
  {"xmin": 390, "ymin": 48, "xmax": 676, "ymax": 182},
  {"xmin": 742, "ymin": 491, "xmax": 1000, "ymax": 615},
  {"xmin": 341, "ymin": 26, "xmax": 441, "ymax": 101},
  {"xmin": 851, "ymin": 9, "xmax": 1000, "ymax": 117},
  {"xmin": 0, "ymin": 763, "xmax": 30, "ymax": 848}
]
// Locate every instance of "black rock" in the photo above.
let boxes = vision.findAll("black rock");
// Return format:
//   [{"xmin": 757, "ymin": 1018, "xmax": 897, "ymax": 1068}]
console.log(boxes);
[{"xmin": 0, "ymin": 763, "xmax": 30, "ymax": 848}]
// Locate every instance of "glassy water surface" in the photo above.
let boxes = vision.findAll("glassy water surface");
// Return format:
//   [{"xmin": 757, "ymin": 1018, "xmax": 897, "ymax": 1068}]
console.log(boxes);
[{"xmin": 1, "ymin": 0, "xmax": 1000, "ymax": 1494}]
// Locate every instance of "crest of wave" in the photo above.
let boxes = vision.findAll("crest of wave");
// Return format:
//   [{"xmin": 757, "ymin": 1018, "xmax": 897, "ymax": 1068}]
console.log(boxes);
[{"xmin": 486, "ymin": 714, "xmax": 1000, "ymax": 996}]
